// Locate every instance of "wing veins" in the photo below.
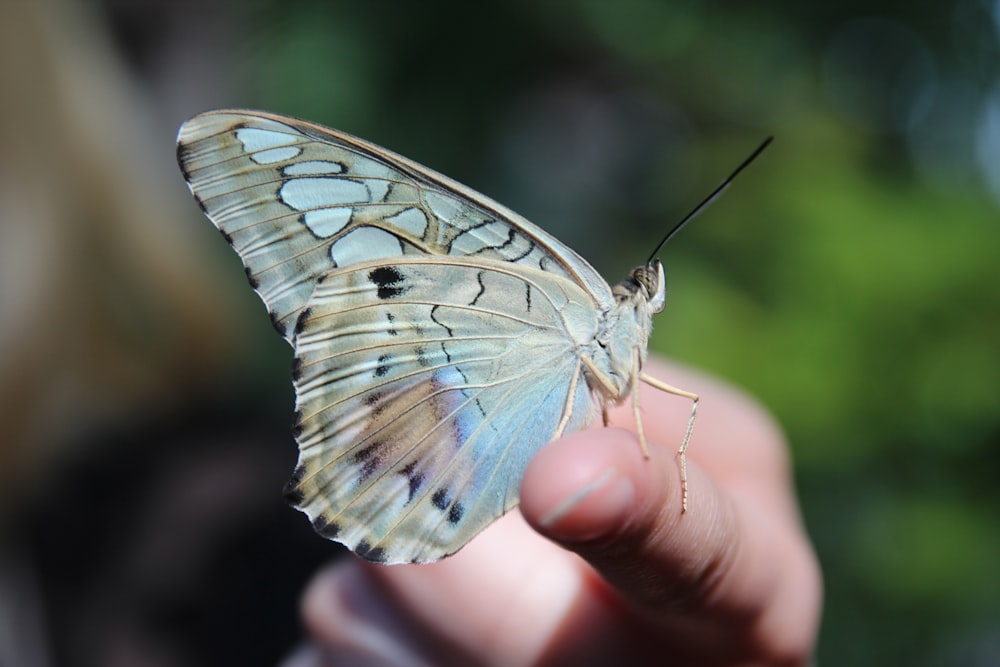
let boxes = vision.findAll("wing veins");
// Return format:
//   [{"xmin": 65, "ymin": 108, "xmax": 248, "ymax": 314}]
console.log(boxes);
[
  {"xmin": 361, "ymin": 358, "xmax": 563, "ymax": 548},
  {"xmin": 322, "ymin": 361, "xmax": 537, "ymax": 521},
  {"xmin": 297, "ymin": 345, "xmax": 522, "ymax": 425},
  {"xmin": 302, "ymin": 300, "xmax": 560, "ymax": 333}
]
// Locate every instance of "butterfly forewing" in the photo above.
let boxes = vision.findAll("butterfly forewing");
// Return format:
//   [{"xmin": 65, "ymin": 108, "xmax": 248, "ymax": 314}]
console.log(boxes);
[{"xmin": 177, "ymin": 110, "xmax": 613, "ymax": 340}]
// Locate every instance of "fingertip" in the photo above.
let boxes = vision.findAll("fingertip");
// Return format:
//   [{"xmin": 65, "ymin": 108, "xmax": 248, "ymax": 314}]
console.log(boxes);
[
  {"xmin": 522, "ymin": 425, "xmax": 747, "ymax": 616},
  {"xmin": 521, "ymin": 428, "xmax": 669, "ymax": 546}
]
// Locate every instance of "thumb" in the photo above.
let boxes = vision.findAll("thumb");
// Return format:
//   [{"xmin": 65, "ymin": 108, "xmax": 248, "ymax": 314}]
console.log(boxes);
[
  {"xmin": 519, "ymin": 369, "xmax": 821, "ymax": 666},
  {"xmin": 520, "ymin": 427, "xmax": 742, "ymax": 616}
]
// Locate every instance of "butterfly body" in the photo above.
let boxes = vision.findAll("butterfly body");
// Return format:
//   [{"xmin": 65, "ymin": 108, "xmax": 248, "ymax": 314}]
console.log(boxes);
[
  {"xmin": 591, "ymin": 261, "xmax": 665, "ymax": 403},
  {"xmin": 177, "ymin": 110, "xmax": 683, "ymax": 564}
]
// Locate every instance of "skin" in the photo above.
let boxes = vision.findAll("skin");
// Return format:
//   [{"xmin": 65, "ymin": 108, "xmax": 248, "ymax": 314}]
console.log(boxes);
[{"xmin": 284, "ymin": 357, "xmax": 822, "ymax": 666}]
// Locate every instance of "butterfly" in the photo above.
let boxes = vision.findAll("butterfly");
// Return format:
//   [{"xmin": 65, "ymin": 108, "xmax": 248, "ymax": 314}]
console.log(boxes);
[{"xmin": 177, "ymin": 109, "xmax": 769, "ymax": 564}]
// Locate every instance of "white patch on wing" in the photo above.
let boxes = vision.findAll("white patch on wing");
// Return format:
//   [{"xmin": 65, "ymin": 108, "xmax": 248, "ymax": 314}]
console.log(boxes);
[
  {"xmin": 281, "ymin": 178, "xmax": 370, "ymax": 211},
  {"xmin": 301, "ymin": 208, "xmax": 352, "ymax": 237},
  {"xmin": 236, "ymin": 126, "xmax": 296, "ymax": 151},
  {"xmin": 386, "ymin": 208, "xmax": 429, "ymax": 238},
  {"xmin": 329, "ymin": 227, "xmax": 402, "ymax": 266},
  {"xmin": 346, "ymin": 158, "xmax": 396, "ymax": 181},
  {"xmin": 284, "ymin": 160, "xmax": 345, "ymax": 175},
  {"xmin": 251, "ymin": 146, "xmax": 302, "ymax": 164}
]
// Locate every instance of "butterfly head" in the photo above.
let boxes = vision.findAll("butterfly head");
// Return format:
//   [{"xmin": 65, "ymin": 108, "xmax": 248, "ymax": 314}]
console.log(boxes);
[{"xmin": 614, "ymin": 259, "xmax": 666, "ymax": 315}]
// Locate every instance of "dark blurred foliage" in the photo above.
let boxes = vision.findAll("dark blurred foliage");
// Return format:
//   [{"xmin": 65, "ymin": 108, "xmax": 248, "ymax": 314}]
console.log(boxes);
[{"xmin": 1, "ymin": 0, "xmax": 998, "ymax": 665}]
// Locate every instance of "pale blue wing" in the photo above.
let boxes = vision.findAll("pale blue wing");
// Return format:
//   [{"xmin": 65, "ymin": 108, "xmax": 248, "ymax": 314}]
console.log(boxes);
[
  {"xmin": 284, "ymin": 256, "xmax": 600, "ymax": 563},
  {"xmin": 176, "ymin": 109, "xmax": 613, "ymax": 341}
]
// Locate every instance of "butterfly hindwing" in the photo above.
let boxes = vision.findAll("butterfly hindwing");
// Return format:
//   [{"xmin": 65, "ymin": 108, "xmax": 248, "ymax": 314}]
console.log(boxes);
[
  {"xmin": 177, "ymin": 110, "xmax": 612, "ymax": 341},
  {"xmin": 286, "ymin": 256, "xmax": 600, "ymax": 563}
]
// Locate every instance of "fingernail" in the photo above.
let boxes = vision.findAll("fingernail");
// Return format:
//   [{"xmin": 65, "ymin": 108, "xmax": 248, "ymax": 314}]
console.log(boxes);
[{"xmin": 538, "ymin": 467, "xmax": 635, "ymax": 540}]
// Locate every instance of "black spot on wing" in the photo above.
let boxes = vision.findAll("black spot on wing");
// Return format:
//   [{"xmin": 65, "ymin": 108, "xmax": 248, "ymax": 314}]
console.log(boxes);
[
  {"xmin": 291, "ymin": 410, "xmax": 304, "ymax": 439},
  {"xmin": 415, "ymin": 346, "xmax": 430, "ymax": 368},
  {"xmin": 353, "ymin": 441, "xmax": 384, "ymax": 481},
  {"xmin": 368, "ymin": 266, "xmax": 408, "ymax": 299},
  {"xmin": 176, "ymin": 142, "xmax": 193, "ymax": 180},
  {"xmin": 268, "ymin": 309, "xmax": 284, "ymax": 335},
  {"xmin": 175, "ymin": 143, "xmax": 214, "ymax": 219},
  {"xmin": 431, "ymin": 487, "xmax": 463, "ymax": 523},
  {"xmin": 283, "ymin": 485, "xmax": 304, "ymax": 506},
  {"xmin": 283, "ymin": 465, "xmax": 307, "ymax": 505},
  {"xmin": 291, "ymin": 356, "xmax": 303, "ymax": 382},
  {"xmin": 287, "ymin": 464, "xmax": 306, "ymax": 485},
  {"xmin": 355, "ymin": 541, "xmax": 387, "ymax": 563},
  {"xmin": 244, "ymin": 265, "xmax": 260, "ymax": 290},
  {"xmin": 294, "ymin": 307, "xmax": 313, "ymax": 337},
  {"xmin": 312, "ymin": 515, "xmax": 340, "ymax": 539},
  {"xmin": 400, "ymin": 462, "xmax": 425, "ymax": 504},
  {"xmin": 525, "ymin": 283, "xmax": 532, "ymax": 313},
  {"xmin": 220, "ymin": 229, "xmax": 234, "ymax": 245},
  {"xmin": 375, "ymin": 354, "xmax": 390, "ymax": 377},
  {"xmin": 363, "ymin": 391, "xmax": 385, "ymax": 417},
  {"xmin": 432, "ymin": 488, "xmax": 449, "ymax": 511},
  {"xmin": 385, "ymin": 312, "xmax": 398, "ymax": 336}
]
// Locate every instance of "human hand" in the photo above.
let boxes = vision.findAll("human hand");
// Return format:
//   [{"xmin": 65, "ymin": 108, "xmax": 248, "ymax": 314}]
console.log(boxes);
[{"xmin": 284, "ymin": 357, "xmax": 822, "ymax": 666}]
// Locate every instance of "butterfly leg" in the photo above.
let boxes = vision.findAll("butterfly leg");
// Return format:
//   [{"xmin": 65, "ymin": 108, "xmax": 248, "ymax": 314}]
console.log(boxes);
[
  {"xmin": 579, "ymin": 354, "xmax": 620, "ymax": 425},
  {"xmin": 554, "ymin": 361, "xmax": 583, "ymax": 439},
  {"xmin": 631, "ymin": 349, "xmax": 652, "ymax": 459},
  {"xmin": 639, "ymin": 371, "xmax": 699, "ymax": 514}
]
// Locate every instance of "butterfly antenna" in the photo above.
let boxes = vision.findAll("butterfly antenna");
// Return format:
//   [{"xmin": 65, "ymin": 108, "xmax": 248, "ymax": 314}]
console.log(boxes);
[{"xmin": 646, "ymin": 136, "xmax": 773, "ymax": 265}]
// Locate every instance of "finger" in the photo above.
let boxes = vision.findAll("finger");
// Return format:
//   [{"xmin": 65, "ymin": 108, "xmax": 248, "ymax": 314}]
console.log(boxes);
[
  {"xmin": 519, "ymin": 363, "xmax": 821, "ymax": 661},
  {"xmin": 521, "ymin": 426, "xmax": 740, "ymax": 613}
]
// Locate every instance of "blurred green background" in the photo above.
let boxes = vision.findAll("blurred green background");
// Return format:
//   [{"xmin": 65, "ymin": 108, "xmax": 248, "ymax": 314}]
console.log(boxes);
[{"xmin": 1, "ymin": 0, "xmax": 998, "ymax": 665}]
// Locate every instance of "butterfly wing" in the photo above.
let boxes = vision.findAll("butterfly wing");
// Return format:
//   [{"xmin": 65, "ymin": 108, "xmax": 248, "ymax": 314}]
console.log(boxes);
[
  {"xmin": 177, "ymin": 109, "xmax": 613, "ymax": 341},
  {"xmin": 176, "ymin": 110, "xmax": 620, "ymax": 562},
  {"xmin": 287, "ymin": 256, "xmax": 600, "ymax": 563}
]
